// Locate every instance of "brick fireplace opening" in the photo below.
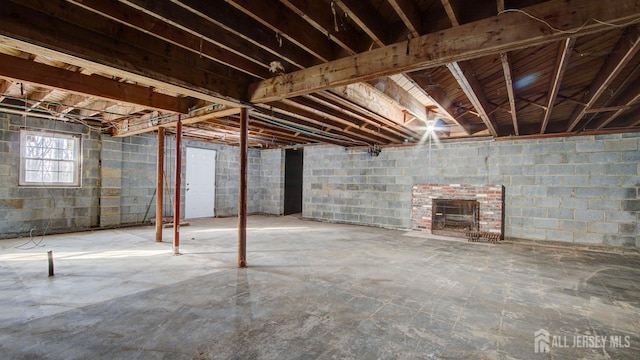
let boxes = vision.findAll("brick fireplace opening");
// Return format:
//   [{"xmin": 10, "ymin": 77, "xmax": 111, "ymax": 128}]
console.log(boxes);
[
  {"xmin": 432, "ymin": 199, "xmax": 479, "ymax": 237},
  {"xmin": 411, "ymin": 183, "xmax": 504, "ymax": 239}
]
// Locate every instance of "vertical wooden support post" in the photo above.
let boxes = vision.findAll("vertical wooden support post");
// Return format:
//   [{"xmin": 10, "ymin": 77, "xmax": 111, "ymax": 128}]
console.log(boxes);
[
  {"xmin": 155, "ymin": 127, "xmax": 165, "ymax": 242},
  {"xmin": 238, "ymin": 108, "xmax": 248, "ymax": 268},
  {"xmin": 173, "ymin": 117, "xmax": 182, "ymax": 255}
]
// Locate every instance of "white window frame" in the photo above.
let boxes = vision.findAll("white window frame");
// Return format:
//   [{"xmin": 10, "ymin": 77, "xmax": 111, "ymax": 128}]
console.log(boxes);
[{"xmin": 19, "ymin": 129, "xmax": 82, "ymax": 187}]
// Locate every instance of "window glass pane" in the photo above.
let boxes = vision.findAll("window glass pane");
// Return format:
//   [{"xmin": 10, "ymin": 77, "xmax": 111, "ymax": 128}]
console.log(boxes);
[{"xmin": 20, "ymin": 130, "xmax": 81, "ymax": 187}]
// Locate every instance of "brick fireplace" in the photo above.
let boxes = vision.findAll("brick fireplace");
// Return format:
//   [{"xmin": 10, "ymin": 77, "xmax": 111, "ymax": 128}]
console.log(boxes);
[{"xmin": 411, "ymin": 183, "xmax": 504, "ymax": 239}]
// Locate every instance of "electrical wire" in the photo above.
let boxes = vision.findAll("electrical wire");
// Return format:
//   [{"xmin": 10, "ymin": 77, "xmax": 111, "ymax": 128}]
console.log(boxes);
[{"xmin": 498, "ymin": 9, "xmax": 640, "ymax": 35}]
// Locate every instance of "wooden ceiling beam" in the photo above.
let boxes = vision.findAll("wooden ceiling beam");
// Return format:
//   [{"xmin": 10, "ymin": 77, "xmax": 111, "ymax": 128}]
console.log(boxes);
[
  {"xmin": 79, "ymin": 100, "xmax": 119, "ymax": 117},
  {"xmin": 307, "ymin": 92, "xmax": 418, "ymax": 140},
  {"xmin": 172, "ymin": 0, "xmax": 316, "ymax": 69},
  {"xmin": 328, "ymin": 83, "xmax": 407, "ymax": 127},
  {"xmin": 388, "ymin": 0, "xmax": 422, "ymax": 38},
  {"xmin": 276, "ymin": 98, "xmax": 396, "ymax": 143},
  {"xmin": 0, "ymin": 53, "xmax": 193, "ymax": 114},
  {"xmin": 567, "ymin": 24, "xmax": 640, "ymax": 132},
  {"xmin": 278, "ymin": 0, "xmax": 421, "ymax": 141},
  {"xmin": 224, "ymin": 0, "xmax": 337, "ymax": 62},
  {"xmin": 500, "ymin": 52, "xmax": 519, "ymax": 135},
  {"xmin": 251, "ymin": 105, "xmax": 361, "ymax": 146},
  {"xmin": 56, "ymin": 94, "xmax": 95, "ymax": 115},
  {"xmin": 0, "ymin": 0, "xmax": 245, "ymax": 107},
  {"xmin": 112, "ymin": 106, "xmax": 242, "ymax": 137},
  {"xmin": 434, "ymin": 0, "xmax": 475, "ymax": 135},
  {"xmin": 279, "ymin": 0, "xmax": 367, "ymax": 54},
  {"xmin": 447, "ymin": 62, "xmax": 499, "ymax": 137},
  {"xmin": 402, "ymin": 73, "xmax": 471, "ymax": 134},
  {"xmin": 367, "ymin": 77, "xmax": 427, "ymax": 123},
  {"xmin": 25, "ymin": 88, "xmax": 54, "ymax": 110},
  {"xmin": 199, "ymin": 117, "xmax": 324, "ymax": 145},
  {"xmin": 249, "ymin": 0, "xmax": 640, "ymax": 103},
  {"xmin": 333, "ymin": 0, "xmax": 389, "ymax": 47},
  {"xmin": 440, "ymin": 0, "xmax": 460, "ymax": 26},
  {"xmin": 0, "ymin": 79, "xmax": 13, "ymax": 102},
  {"xmin": 591, "ymin": 74, "xmax": 640, "ymax": 129},
  {"xmin": 541, "ymin": 37, "xmax": 575, "ymax": 134},
  {"xmin": 72, "ymin": 0, "xmax": 268, "ymax": 79}
]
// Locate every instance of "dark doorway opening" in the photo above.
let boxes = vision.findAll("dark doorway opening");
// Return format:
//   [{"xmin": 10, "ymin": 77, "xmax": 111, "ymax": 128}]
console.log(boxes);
[{"xmin": 284, "ymin": 149, "xmax": 303, "ymax": 215}]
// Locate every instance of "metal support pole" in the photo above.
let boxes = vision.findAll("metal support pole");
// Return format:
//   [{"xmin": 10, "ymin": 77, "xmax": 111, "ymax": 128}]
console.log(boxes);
[
  {"xmin": 155, "ymin": 127, "xmax": 165, "ymax": 242},
  {"xmin": 47, "ymin": 250, "xmax": 54, "ymax": 277},
  {"xmin": 173, "ymin": 117, "xmax": 182, "ymax": 255},
  {"xmin": 238, "ymin": 108, "xmax": 248, "ymax": 268}
]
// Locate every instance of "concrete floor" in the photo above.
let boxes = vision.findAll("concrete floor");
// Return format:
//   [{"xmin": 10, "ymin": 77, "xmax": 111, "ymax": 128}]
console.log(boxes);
[{"xmin": 0, "ymin": 215, "xmax": 638, "ymax": 359}]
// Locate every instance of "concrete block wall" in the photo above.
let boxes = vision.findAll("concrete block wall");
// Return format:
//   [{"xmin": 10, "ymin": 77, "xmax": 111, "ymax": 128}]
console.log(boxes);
[
  {"xmin": 259, "ymin": 149, "xmax": 285, "ymax": 215},
  {"xmin": 0, "ymin": 114, "xmax": 101, "ymax": 239},
  {"xmin": 0, "ymin": 113, "xmax": 265, "ymax": 239},
  {"xmin": 303, "ymin": 133, "xmax": 640, "ymax": 248},
  {"xmin": 118, "ymin": 134, "xmax": 158, "ymax": 224},
  {"xmin": 303, "ymin": 146, "xmax": 412, "ymax": 228}
]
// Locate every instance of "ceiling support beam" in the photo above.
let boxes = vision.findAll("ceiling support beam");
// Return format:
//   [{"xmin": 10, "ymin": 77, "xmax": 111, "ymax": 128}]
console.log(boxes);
[
  {"xmin": 172, "ymin": 0, "xmax": 315, "ymax": 70},
  {"xmin": 113, "ymin": 107, "xmax": 242, "ymax": 137},
  {"xmin": 403, "ymin": 73, "xmax": 471, "ymax": 134},
  {"xmin": 72, "ymin": 0, "xmax": 268, "ymax": 79},
  {"xmin": 274, "ymin": 99, "xmax": 396, "ymax": 143},
  {"xmin": 249, "ymin": 0, "xmax": 640, "ymax": 103},
  {"xmin": 441, "ymin": 0, "xmax": 460, "ymax": 26},
  {"xmin": 500, "ymin": 53, "xmax": 519, "ymax": 135},
  {"xmin": 309, "ymin": 92, "xmax": 418, "ymax": 140},
  {"xmin": 0, "ymin": 79, "xmax": 13, "ymax": 102},
  {"xmin": 447, "ymin": 62, "xmax": 498, "ymax": 137},
  {"xmin": 0, "ymin": 53, "xmax": 192, "ymax": 114},
  {"xmin": 367, "ymin": 78, "xmax": 427, "ymax": 122},
  {"xmin": 224, "ymin": 0, "xmax": 336, "ymax": 62},
  {"xmin": 388, "ymin": 0, "xmax": 422, "ymax": 38},
  {"xmin": 0, "ymin": 0, "xmax": 245, "ymax": 106},
  {"xmin": 541, "ymin": 37, "xmax": 575, "ymax": 134},
  {"xmin": 333, "ymin": 0, "xmax": 389, "ymax": 46},
  {"xmin": 567, "ymin": 25, "xmax": 640, "ymax": 132},
  {"xmin": 25, "ymin": 88, "xmax": 54, "ymax": 111},
  {"xmin": 56, "ymin": 94, "xmax": 91, "ymax": 115},
  {"xmin": 279, "ymin": 0, "xmax": 366, "ymax": 54},
  {"xmin": 592, "ymin": 74, "xmax": 640, "ymax": 129}
]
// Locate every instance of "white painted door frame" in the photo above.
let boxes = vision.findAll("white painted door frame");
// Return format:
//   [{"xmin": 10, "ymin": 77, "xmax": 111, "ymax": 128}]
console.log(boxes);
[{"xmin": 185, "ymin": 147, "xmax": 216, "ymax": 219}]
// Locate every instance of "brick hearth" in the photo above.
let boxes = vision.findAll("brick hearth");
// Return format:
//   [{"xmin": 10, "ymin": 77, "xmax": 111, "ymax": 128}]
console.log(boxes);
[{"xmin": 411, "ymin": 183, "xmax": 504, "ymax": 238}]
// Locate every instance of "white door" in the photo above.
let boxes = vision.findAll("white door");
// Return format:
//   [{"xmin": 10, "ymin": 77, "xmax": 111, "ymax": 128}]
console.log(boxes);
[{"xmin": 185, "ymin": 147, "xmax": 216, "ymax": 219}]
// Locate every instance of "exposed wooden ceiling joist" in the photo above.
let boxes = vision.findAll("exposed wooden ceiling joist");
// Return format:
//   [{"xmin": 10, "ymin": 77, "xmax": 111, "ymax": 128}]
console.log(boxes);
[
  {"xmin": 447, "ymin": 62, "xmax": 499, "ymax": 137},
  {"xmin": 592, "ymin": 74, "xmax": 640, "ymax": 129},
  {"xmin": 541, "ymin": 37, "xmax": 575, "ymax": 134},
  {"xmin": 0, "ymin": 0, "xmax": 245, "ymax": 107},
  {"xmin": 0, "ymin": 53, "xmax": 192, "ymax": 114},
  {"xmin": 388, "ymin": 0, "xmax": 422, "ymax": 38},
  {"xmin": 71, "ymin": 0, "xmax": 269, "ymax": 80},
  {"xmin": 500, "ymin": 53, "xmax": 519, "ymax": 135},
  {"xmin": 566, "ymin": 24, "xmax": 640, "ymax": 132},
  {"xmin": 248, "ymin": 0, "xmax": 640, "ymax": 103}
]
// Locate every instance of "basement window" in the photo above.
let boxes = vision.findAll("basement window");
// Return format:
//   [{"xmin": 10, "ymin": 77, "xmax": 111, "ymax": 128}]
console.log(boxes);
[{"xmin": 19, "ymin": 129, "xmax": 82, "ymax": 187}]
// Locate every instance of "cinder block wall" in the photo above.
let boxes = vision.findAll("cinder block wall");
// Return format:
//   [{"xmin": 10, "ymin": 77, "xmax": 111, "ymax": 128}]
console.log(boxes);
[
  {"xmin": 259, "ymin": 149, "xmax": 285, "ymax": 215},
  {"xmin": 0, "ymin": 113, "xmax": 264, "ymax": 239},
  {"xmin": 0, "ymin": 114, "xmax": 101, "ymax": 239},
  {"xmin": 303, "ymin": 133, "xmax": 640, "ymax": 248}
]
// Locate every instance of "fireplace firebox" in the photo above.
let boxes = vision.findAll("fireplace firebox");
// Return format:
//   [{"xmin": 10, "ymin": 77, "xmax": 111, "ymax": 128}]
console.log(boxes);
[{"xmin": 431, "ymin": 199, "xmax": 479, "ymax": 237}]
